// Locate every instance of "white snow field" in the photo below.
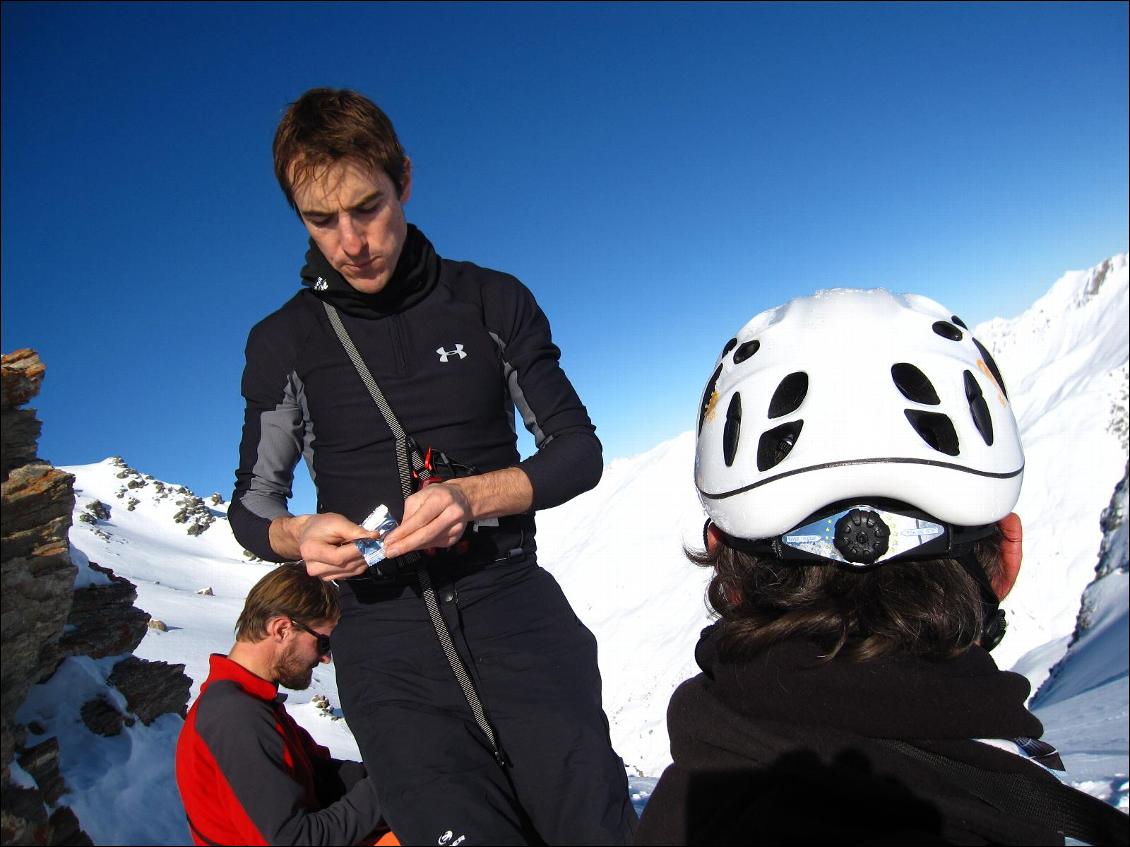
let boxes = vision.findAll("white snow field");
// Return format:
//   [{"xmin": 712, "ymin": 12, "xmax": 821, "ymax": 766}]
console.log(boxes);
[{"xmin": 14, "ymin": 254, "xmax": 1128, "ymax": 843}]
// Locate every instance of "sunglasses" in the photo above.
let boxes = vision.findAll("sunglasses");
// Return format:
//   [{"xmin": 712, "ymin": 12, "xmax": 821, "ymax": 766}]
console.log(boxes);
[{"xmin": 290, "ymin": 619, "xmax": 332, "ymax": 657}]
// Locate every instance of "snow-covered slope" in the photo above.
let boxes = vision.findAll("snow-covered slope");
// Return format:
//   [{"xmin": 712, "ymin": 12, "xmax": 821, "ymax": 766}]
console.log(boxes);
[
  {"xmin": 1029, "ymin": 466, "xmax": 1129, "ymax": 811},
  {"xmin": 976, "ymin": 254, "xmax": 1129, "ymax": 675},
  {"xmin": 16, "ymin": 253, "xmax": 1128, "ymax": 842},
  {"xmin": 536, "ymin": 431, "xmax": 708, "ymax": 774}
]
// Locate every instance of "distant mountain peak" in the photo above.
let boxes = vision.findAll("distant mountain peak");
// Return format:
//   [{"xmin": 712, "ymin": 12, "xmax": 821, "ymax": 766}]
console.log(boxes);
[
  {"xmin": 99, "ymin": 456, "xmax": 219, "ymax": 536},
  {"xmin": 1082, "ymin": 253, "xmax": 1127, "ymax": 302},
  {"xmin": 1038, "ymin": 251, "xmax": 1129, "ymax": 314}
]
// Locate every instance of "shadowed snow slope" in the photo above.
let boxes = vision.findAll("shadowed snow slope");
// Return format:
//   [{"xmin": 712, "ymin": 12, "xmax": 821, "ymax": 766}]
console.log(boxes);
[{"xmin": 1029, "ymin": 466, "xmax": 1129, "ymax": 811}]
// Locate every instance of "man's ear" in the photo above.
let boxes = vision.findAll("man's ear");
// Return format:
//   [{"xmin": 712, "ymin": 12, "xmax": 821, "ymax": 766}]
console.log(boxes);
[
  {"xmin": 993, "ymin": 512, "xmax": 1023, "ymax": 601},
  {"xmin": 705, "ymin": 521, "xmax": 723, "ymax": 556},
  {"xmin": 264, "ymin": 615, "xmax": 291, "ymax": 643}
]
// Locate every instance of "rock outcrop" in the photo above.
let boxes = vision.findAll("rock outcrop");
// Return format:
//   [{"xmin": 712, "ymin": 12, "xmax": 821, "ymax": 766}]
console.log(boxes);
[
  {"xmin": 1, "ymin": 350, "xmax": 80, "ymax": 847},
  {"xmin": 0, "ymin": 349, "xmax": 45, "ymax": 477},
  {"xmin": 107, "ymin": 657, "xmax": 191, "ymax": 726},
  {"xmin": 1, "ymin": 350, "xmax": 192, "ymax": 846},
  {"xmin": 58, "ymin": 563, "xmax": 150, "ymax": 660}
]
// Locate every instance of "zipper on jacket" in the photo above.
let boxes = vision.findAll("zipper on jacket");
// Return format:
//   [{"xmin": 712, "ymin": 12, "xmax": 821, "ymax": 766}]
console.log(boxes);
[{"xmin": 391, "ymin": 314, "xmax": 409, "ymax": 376}]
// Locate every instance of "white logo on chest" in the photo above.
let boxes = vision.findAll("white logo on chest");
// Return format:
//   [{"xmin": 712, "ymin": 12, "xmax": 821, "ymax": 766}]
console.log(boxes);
[{"xmin": 436, "ymin": 344, "xmax": 467, "ymax": 363}]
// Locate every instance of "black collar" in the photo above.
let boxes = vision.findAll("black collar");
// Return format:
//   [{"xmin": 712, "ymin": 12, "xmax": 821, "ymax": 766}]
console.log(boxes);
[
  {"xmin": 694, "ymin": 627, "xmax": 1042, "ymax": 740},
  {"xmin": 299, "ymin": 223, "xmax": 440, "ymax": 318}
]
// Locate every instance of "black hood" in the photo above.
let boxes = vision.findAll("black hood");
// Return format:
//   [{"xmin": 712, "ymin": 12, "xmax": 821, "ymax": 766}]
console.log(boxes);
[
  {"xmin": 300, "ymin": 223, "xmax": 440, "ymax": 318},
  {"xmin": 691, "ymin": 623, "xmax": 1043, "ymax": 741}
]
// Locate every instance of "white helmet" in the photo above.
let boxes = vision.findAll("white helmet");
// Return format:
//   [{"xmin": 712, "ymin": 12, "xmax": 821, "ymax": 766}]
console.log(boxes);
[{"xmin": 695, "ymin": 289, "xmax": 1024, "ymax": 550}]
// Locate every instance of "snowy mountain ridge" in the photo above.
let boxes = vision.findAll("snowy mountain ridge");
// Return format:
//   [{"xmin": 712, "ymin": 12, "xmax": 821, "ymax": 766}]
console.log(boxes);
[
  {"xmin": 13, "ymin": 252, "xmax": 1129, "ymax": 843},
  {"xmin": 975, "ymin": 252, "xmax": 1128, "ymax": 435},
  {"xmin": 972, "ymin": 253, "xmax": 1128, "ymax": 674}
]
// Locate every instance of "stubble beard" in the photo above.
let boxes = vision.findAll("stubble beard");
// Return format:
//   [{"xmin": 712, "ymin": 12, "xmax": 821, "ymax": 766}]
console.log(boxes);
[{"xmin": 274, "ymin": 644, "xmax": 316, "ymax": 691}]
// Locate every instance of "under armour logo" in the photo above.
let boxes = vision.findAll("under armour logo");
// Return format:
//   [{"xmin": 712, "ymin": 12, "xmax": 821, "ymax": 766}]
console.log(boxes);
[
  {"xmin": 436, "ymin": 344, "xmax": 467, "ymax": 363},
  {"xmin": 314, "ymin": 277, "xmax": 329, "ymax": 291},
  {"xmin": 437, "ymin": 831, "xmax": 465, "ymax": 845}
]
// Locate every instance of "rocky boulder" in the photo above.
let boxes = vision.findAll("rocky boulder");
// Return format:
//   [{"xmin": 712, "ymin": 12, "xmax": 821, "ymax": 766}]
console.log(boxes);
[
  {"xmin": 1, "ymin": 352, "xmax": 90, "ymax": 845},
  {"xmin": 58, "ymin": 562, "xmax": 149, "ymax": 660},
  {"xmin": 0, "ymin": 349, "xmax": 45, "ymax": 478},
  {"xmin": 107, "ymin": 656, "xmax": 190, "ymax": 725}
]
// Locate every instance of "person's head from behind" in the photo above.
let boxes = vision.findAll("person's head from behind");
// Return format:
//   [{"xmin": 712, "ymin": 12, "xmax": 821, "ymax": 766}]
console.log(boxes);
[
  {"xmin": 273, "ymin": 87, "xmax": 412, "ymax": 295},
  {"xmin": 692, "ymin": 288, "xmax": 1025, "ymax": 662},
  {"xmin": 234, "ymin": 563, "xmax": 341, "ymax": 690}
]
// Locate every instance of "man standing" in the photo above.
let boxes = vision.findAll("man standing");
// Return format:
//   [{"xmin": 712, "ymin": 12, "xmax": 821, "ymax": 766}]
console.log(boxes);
[
  {"xmin": 230, "ymin": 88, "xmax": 635, "ymax": 844},
  {"xmin": 176, "ymin": 564, "xmax": 390, "ymax": 845}
]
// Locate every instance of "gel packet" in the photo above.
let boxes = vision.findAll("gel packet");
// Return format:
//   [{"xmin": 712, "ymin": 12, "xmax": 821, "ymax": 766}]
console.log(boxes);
[{"xmin": 353, "ymin": 504, "xmax": 399, "ymax": 567}]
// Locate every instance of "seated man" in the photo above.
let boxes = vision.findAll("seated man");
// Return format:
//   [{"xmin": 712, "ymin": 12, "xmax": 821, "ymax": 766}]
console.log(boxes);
[
  {"xmin": 176, "ymin": 563, "xmax": 393, "ymax": 845},
  {"xmin": 636, "ymin": 289, "xmax": 1125, "ymax": 845}
]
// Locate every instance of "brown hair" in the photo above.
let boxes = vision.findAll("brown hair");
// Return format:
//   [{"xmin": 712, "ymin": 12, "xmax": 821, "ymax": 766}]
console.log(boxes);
[
  {"xmin": 691, "ymin": 528, "xmax": 1003, "ymax": 662},
  {"xmin": 272, "ymin": 87, "xmax": 408, "ymax": 212},
  {"xmin": 234, "ymin": 563, "xmax": 340, "ymax": 642}
]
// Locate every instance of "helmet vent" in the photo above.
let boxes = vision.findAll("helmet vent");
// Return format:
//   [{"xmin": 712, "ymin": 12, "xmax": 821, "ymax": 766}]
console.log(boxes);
[
  {"xmin": 932, "ymin": 321, "xmax": 964, "ymax": 341},
  {"xmin": 722, "ymin": 338, "xmax": 737, "ymax": 356},
  {"xmin": 971, "ymin": 337, "xmax": 1009, "ymax": 399},
  {"xmin": 964, "ymin": 370, "xmax": 994, "ymax": 445},
  {"xmin": 698, "ymin": 364, "xmax": 723, "ymax": 433},
  {"xmin": 768, "ymin": 372, "xmax": 809, "ymax": 419},
  {"xmin": 757, "ymin": 420, "xmax": 804, "ymax": 471},
  {"xmin": 904, "ymin": 409, "xmax": 960, "ymax": 456},
  {"xmin": 723, "ymin": 393, "xmax": 742, "ymax": 467},
  {"xmin": 951, "ymin": 315, "xmax": 968, "ymax": 329},
  {"xmin": 891, "ymin": 363, "xmax": 940, "ymax": 405},
  {"xmin": 732, "ymin": 340, "xmax": 761, "ymax": 364}
]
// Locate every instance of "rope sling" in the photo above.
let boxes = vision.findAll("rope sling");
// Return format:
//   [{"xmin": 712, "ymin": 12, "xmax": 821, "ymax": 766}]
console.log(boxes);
[{"xmin": 323, "ymin": 301, "xmax": 505, "ymax": 767}]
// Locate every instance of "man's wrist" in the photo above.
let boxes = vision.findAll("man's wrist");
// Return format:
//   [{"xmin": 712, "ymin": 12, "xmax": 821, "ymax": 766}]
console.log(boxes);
[
  {"xmin": 269, "ymin": 514, "xmax": 311, "ymax": 560},
  {"xmin": 444, "ymin": 467, "xmax": 532, "ymax": 522}
]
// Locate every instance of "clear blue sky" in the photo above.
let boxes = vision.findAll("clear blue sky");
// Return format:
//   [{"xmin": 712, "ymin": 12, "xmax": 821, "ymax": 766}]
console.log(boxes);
[{"xmin": 3, "ymin": 1, "xmax": 1127, "ymax": 514}]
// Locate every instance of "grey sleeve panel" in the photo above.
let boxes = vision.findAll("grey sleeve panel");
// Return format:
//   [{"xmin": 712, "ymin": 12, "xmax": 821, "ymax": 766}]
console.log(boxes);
[
  {"xmin": 490, "ymin": 330, "xmax": 549, "ymax": 447},
  {"xmin": 243, "ymin": 371, "xmax": 309, "ymax": 519},
  {"xmin": 480, "ymin": 275, "xmax": 603, "ymax": 510},
  {"xmin": 231, "ymin": 303, "xmax": 321, "ymax": 561},
  {"xmin": 195, "ymin": 683, "xmax": 382, "ymax": 846},
  {"xmin": 230, "ymin": 378, "xmax": 302, "ymax": 560},
  {"xmin": 296, "ymin": 375, "xmax": 318, "ymax": 487}
]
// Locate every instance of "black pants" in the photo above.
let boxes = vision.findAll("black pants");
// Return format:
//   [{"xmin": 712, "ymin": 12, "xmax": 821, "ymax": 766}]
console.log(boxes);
[{"xmin": 334, "ymin": 558, "xmax": 638, "ymax": 846}]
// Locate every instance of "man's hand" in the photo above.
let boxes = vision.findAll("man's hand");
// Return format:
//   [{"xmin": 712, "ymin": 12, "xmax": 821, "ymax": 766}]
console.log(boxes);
[
  {"xmin": 383, "ymin": 467, "xmax": 534, "ymax": 559},
  {"xmin": 270, "ymin": 513, "xmax": 376, "ymax": 581},
  {"xmin": 383, "ymin": 483, "xmax": 473, "ymax": 559}
]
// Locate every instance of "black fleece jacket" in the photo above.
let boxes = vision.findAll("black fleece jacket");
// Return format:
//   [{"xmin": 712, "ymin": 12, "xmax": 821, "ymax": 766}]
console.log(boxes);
[
  {"xmin": 229, "ymin": 225, "xmax": 601, "ymax": 563},
  {"xmin": 636, "ymin": 625, "xmax": 1069, "ymax": 845}
]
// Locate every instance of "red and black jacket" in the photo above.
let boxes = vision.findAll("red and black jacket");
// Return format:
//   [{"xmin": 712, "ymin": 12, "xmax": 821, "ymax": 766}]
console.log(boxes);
[{"xmin": 176, "ymin": 654, "xmax": 382, "ymax": 845}]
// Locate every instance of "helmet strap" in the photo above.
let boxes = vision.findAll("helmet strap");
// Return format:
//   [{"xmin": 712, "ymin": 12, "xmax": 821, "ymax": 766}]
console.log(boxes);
[{"xmin": 955, "ymin": 547, "xmax": 1007, "ymax": 652}]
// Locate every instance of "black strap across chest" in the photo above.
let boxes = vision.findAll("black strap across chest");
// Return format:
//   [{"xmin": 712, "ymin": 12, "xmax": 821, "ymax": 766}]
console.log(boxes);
[
  {"xmin": 322, "ymin": 300, "xmax": 507, "ymax": 768},
  {"xmin": 878, "ymin": 739, "xmax": 1129, "ymax": 845}
]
